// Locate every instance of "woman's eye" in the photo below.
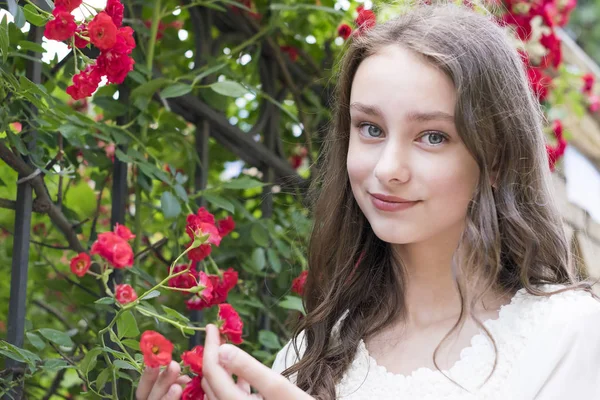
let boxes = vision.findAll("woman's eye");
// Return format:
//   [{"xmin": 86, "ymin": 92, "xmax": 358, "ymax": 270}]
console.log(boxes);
[
  {"xmin": 358, "ymin": 123, "xmax": 383, "ymax": 138},
  {"xmin": 419, "ymin": 131, "xmax": 447, "ymax": 146}
]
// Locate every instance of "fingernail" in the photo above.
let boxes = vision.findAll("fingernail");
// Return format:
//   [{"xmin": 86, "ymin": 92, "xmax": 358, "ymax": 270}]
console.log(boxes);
[{"xmin": 219, "ymin": 344, "xmax": 235, "ymax": 363}]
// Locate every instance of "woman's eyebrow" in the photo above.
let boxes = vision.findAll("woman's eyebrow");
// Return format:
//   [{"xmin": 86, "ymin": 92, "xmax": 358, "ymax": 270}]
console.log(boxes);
[{"xmin": 350, "ymin": 102, "xmax": 454, "ymax": 123}]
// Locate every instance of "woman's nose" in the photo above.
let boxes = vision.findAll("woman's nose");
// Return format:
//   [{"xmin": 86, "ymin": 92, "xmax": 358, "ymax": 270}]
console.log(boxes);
[{"xmin": 373, "ymin": 141, "xmax": 411, "ymax": 184}]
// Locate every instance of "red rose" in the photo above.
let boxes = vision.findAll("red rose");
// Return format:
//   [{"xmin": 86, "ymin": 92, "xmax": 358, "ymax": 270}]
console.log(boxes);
[
  {"xmin": 291, "ymin": 270, "xmax": 308, "ymax": 296},
  {"xmin": 583, "ymin": 73, "xmax": 595, "ymax": 95},
  {"xmin": 187, "ymin": 243, "xmax": 212, "ymax": 262},
  {"xmin": 70, "ymin": 253, "xmax": 91, "ymax": 277},
  {"xmin": 552, "ymin": 120, "xmax": 563, "ymax": 139},
  {"xmin": 44, "ymin": 8, "xmax": 77, "ymax": 42},
  {"xmin": 112, "ymin": 26, "xmax": 136, "ymax": 55},
  {"xmin": 115, "ymin": 283, "xmax": 138, "ymax": 304},
  {"xmin": 73, "ymin": 23, "xmax": 89, "ymax": 48},
  {"xmin": 356, "ymin": 5, "xmax": 376, "ymax": 32},
  {"xmin": 186, "ymin": 268, "xmax": 238, "ymax": 310},
  {"xmin": 337, "ymin": 23, "xmax": 352, "ymax": 40},
  {"xmin": 114, "ymin": 223, "xmax": 135, "ymax": 241},
  {"xmin": 104, "ymin": 0, "xmax": 124, "ymax": 28},
  {"xmin": 90, "ymin": 231, "xmax": 134, "ymax": 268},
  {"xmin": 55, "ymin": 0, "xmax": 82, "ymax": 12},
  {"xmin": 96, "ymin": 51, "xmax": 135, "ymax": 84},
  {"xmin": 88, "ymin": 12, "xmax": 118, "ymax": 50},
  {"xmin": 181, "ymin": 345, "xmax": 204, "ymax": 375},
  {"xmin": 526, "ymin": 66, "xmax": 552, "ymax": 101},
  {"xmin": 140, "ymin": 331, "xmax": 173, "ymax": 368},
  {"xmin": 280, "ymin": 45, "xmax": 299, "ymax": 62},
  {"xmin": 66, "ymin": 65, "xmax": 102, "ymax": 100},
  {"xmin": 216, "ymin": 216, "xmax": 235, "ymax": 237},
  {"xmin": 168, "ymin": 264, "xmax": 199, "ymax": 290},
  {"xmin": 218, "ymin": 304, "xmax": 243, "ymax": 344},
  {"xmin": 182, "ymin": 377, "xmax": 205, "ymax": 399}
]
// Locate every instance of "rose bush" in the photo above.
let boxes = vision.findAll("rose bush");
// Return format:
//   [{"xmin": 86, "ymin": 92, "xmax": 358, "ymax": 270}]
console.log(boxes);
[{"xmin": 0, "ymin": 0, "xmax": 597, "ymax": 398}]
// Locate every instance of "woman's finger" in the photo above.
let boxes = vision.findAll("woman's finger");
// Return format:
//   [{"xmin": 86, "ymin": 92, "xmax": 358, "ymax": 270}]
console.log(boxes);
[
  {"xmin": 136, "ymin": 367, "xmax": 160, "ymax": 400},
  {"xmin": 202, "ymin": 324, "xmax": 247, "ymax": 399},
  {"xmin": 201, "ymin": 377, "xmax": 219, "ymax": 400},
  {"xmin": 237, "ymin": 377, "xmax": 251, "ymax": 394},
  {"xmin": 217, "ymin": 344, "xmax": 312, "ymax": 399},
  {"xmin": 148, "ymin": 361, "xmax": 182, "ymax": 400},
  {"xmin": 163, "ymin": 383, "xmax": 183, "ymax": 400},
  {"xmin": 175, "ymin": 375, "xmax": 192, "ymax": 386}
]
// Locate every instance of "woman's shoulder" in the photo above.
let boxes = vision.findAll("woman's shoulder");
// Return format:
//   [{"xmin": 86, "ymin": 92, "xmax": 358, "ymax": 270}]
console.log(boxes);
[
  {"xmin": 508, "ymin": 283, "xmax": 600, "ymax": 327},
  {"xmin": 271, "ymin": 330, "xmax": 307, "ymax": 376}
]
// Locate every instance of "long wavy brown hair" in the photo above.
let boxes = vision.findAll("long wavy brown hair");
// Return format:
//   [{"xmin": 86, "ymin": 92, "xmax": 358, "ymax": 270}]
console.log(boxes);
[{"xmin": 283, "ymin": 3, "xmax": 594, "ymax": 399}]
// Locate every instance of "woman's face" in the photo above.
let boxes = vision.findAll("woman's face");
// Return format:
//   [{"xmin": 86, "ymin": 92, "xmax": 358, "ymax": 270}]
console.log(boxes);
[{"xmin": 347, "ymin": 45, "xmax": 480, "ymax": 246}]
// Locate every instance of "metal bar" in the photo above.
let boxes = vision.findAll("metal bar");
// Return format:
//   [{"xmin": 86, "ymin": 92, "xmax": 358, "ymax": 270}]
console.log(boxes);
[{"xmin": 4, "ymin": 24, "xmax": 43, "ymax": 400}]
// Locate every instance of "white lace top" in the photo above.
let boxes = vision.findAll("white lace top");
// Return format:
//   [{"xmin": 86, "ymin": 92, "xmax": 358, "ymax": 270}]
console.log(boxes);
[{"xmin": 272, "ymin": 285, "xmax": 600, "ymax": 399}]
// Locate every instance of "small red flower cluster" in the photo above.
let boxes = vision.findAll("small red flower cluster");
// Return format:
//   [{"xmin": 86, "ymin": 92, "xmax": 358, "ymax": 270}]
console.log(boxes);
[
  {"xmin": 546, "ymin": 119, "xmax": 567, "ymax": 172},
  {"xmin": 185, "ymin": 208, "xmax": 235, "ymax": 262},
  {"xmin": 336, "ymin": 5, "xmax": 377, "ymax": 41},
  {"xmin": 291, "ymin": 270, "xmax": 308, "ymax": 296},
  {"xmin": 582, "ymin": 73, "xmax": 599, "ymax": 113},
  {"xmin": 68, "ymin": 223, "xmax": 135, "ymax": 277},
  {"xmin": 143, "ymin": 19, "xmax": 184, "ymax": 41},
  {"xmin": 501, "ymin": 0, "xmax": 576, "ymax": 102},
  {"xmin": 289, "ymin": 145, "xmax": 308, "ymax": 169},
  {"xmin": 43, "ymin": 0, "xmax": 136, "ymax": 100},
  {"xmin": 139, "ymin": 303, "xmax": 244, "ymax": 396},
  {"xmin": 184, "ymin": 267, "xmax": 239, "ymax": 311},
  {"xmin": 91, "ymin": 223, "xmax": 135, "ymax": 268}
]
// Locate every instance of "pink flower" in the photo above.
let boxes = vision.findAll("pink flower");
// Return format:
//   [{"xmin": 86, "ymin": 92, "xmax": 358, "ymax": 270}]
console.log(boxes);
[{"xmin": 218, "ymin": 303, "xmax": 243, "ymax": 344}]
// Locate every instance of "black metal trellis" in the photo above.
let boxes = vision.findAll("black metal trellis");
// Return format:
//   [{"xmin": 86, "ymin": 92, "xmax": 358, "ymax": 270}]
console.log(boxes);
[{"xmin": 4, "ymin": 23, "xmax": 44, "ymax": 400}]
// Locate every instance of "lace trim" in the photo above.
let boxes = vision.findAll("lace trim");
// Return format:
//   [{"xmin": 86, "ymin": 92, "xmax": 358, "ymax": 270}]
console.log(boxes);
[{"xmin": 356, "ymin": 287, "xmax": 528, "ymax": 382}]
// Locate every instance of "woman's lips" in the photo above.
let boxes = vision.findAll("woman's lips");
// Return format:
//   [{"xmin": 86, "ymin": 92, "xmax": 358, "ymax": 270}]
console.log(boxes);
[{"xmin": 369, "ymin": 194, "xmax": 420, "ymax": 212}]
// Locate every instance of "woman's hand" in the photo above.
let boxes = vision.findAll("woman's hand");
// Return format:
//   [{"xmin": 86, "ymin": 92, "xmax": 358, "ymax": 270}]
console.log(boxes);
[
  {"xmin": 135, "ymin": 360, "xmax": 192, "ymax": 400},
  {"xmin": 202, "ymin": 324, "xmax": 313, "ymax": 400}
]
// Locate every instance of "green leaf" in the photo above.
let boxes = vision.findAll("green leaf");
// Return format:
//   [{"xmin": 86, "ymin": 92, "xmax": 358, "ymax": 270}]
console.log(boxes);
[
  {"xmin": 278, "ymin": 295, "xmax": 305, "ymax": 314},
  {"xmin": 174, "ymin": 183, "xmax": 188, "ymax": 202},
  {"xmin": 222, "ymin": 177, "xmax": 264, "ymax": 190},
  {"xmin": 38, "ymin": 328, "xmax": 74, "ymax": 347},
  {"xmin": 251, "ymin": 248, "xmax": 266, "ymax": 271},
  {"xmin": 18, "ymin": 39, "xmax": 46, "ymax": 53},
  {"xmin": 22, "ymin": 5, "xmax": 47, "ymax": 27},
  {"xmin": 251, "ymin": 223, "xmax": 269, "ymax": 247},
  {"xmin": 209, "ymin": 81, "xmax": 248, "ymax": 98},
  {"xmin": 26, "ymin": 332, "xmax": 45, "ymax": 351},
  {"xmin": 192, "ymin": 62, "xmax": 227, "ymax": 86},
  {"xmin": 7, "ymin": 0, "xmax": 18, "ymax": 18},
  {"xmin": 203, "ymin": 192, "xmax": 234, "ymax": 213},
  {"xmin": 162, "ymin": 305, "xmax": 190, "ymax": 323},
  {"xmin": 121, "ymin": 339, "xmax": 140, "ymax": 352},
  {"xmin": 267, "ymin": 248, "xmax": 282, "ymax": 273},
  {"xmin": 131, "ymin": 77, "xmax": 170, "ymax": 98},
  {"xmin": 0, "ymin": 15, "xmax": 9, "ymax": 63},
  {"xmin": 114, "ymin": 359, "xmax": 140, "ymax": 371},
  {"xmin": 44, "ymin": 359, "xmax": 70, "ymax": 372},
  {"xmin": 142, "ymin": 289, "xmax": 161, "ymax": 300},
  {"xmin": 161, "ymin": 191, "xmax": 181, "ymax": 218},
  {"xmin": 14, "ymin": 6, "xmax": 26, "ymax": 30},
  {"xmin": 95, "ymin": 367, "xmax": 112, "ymax": 390},
  {"xmin": 258, "ymin": 330, "xmax": 281, "ymax": 349},
  {"xmin": 0, "ymin": 340, "xmax": 42, "ymax": 364},
  {"xmin": 161, "ymin": 83, "xmax": 193, "ymax": 99},
  {"xmin": 80, "ymin": 347, "xmax": 102, "ymax": 376},
  {"xmin": 94, "ymin": 297, "xmax": 115, "ymax": 305},
  {"xmin": 117, "ymin": 311, "xmax": 140, "ymax": 339}
]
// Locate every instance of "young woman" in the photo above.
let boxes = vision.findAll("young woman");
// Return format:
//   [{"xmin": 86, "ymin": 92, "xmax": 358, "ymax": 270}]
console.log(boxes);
[{"xmin": 137, "ymin": 3, "xmax": 600, "ymax": 399}]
